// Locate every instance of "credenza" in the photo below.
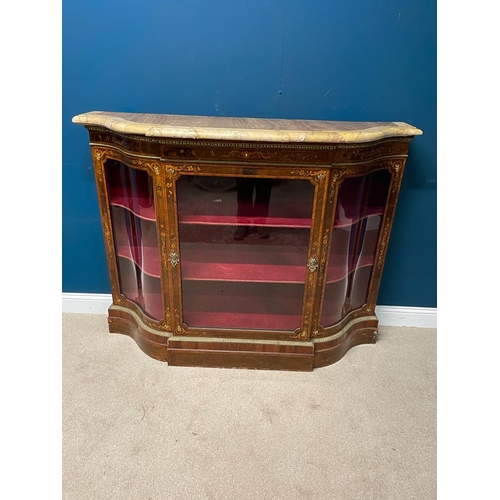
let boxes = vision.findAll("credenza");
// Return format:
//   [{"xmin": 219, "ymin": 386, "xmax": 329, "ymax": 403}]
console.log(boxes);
[{"xmin": 72, "ymin": 111, "xmax": 422, "ymax": 371}]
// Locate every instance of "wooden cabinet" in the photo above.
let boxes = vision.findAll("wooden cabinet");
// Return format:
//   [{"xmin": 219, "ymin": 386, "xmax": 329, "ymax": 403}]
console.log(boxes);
[{"xmin": 73, "ymin": 112, "xmax": 422, "ymax": 371}]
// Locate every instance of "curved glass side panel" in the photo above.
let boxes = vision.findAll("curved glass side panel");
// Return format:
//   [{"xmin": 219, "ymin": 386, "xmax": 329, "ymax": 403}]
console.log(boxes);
[
  {"xmin": 321, "ymin": 169, "xmax": 391, "ymax": 327},
  {"xmin": 176, "ymin": 175, "xmax": 315, "ymax": 332},
  {"xmin": 104, "ymin": 160, "xmax": 164, "ymax": 320}
]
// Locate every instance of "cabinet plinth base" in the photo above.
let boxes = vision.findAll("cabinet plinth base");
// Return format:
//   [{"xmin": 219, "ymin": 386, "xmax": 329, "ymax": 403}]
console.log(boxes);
[
  {"xmin": 313, "ymin": 327, "xmax": 378, "ymax": 368},
  {"xmin": 108, "ymin": 307, "xmax": 168, "ymax": 362},
  {"xmin": 167, "ymin": 337, "xmax": 315, "ymax": 371},
  {"xmin": 107, "ymin": 305, "xmax": 379, "ymax": 371}
]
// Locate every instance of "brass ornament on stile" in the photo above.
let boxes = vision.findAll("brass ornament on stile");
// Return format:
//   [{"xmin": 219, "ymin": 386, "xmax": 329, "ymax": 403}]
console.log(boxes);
[
  {"xmin": 307, "ymin": 257, "xmax": 319, "ymax": 273},
  {"xmin": 168, "ymin": 251, "xmax": 179, "ymax": 268}
]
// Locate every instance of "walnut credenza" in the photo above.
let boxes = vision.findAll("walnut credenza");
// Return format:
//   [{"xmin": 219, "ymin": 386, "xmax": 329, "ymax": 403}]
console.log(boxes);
[{"xmin": 72, "ymin": 111, "xmax": 422, "ymax": 371}]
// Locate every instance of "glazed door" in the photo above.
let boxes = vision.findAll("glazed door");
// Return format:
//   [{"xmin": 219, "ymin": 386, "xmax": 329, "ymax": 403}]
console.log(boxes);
[
  {"xmin": 321, "ymin": 168, "xmax": 392, "ymax": 327},
  {"xmin": 101, "ymin": 158, "xmax": 167, "ymax": 322},
  {"xmin": 174, "ymin": 172, "xmax": 318, "ymax": 334}
]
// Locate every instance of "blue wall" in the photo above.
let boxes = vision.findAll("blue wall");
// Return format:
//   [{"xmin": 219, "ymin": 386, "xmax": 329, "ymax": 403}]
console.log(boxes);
[{"xmin": 63, "ymin": 0, "xmax": 436, "ymax": 307}]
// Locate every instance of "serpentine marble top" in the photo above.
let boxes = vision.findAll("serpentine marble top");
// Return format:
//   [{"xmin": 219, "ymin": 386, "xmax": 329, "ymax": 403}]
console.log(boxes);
[{"xmin": 73, "ymin": 111, "xmax": 422, "ymax": 144}]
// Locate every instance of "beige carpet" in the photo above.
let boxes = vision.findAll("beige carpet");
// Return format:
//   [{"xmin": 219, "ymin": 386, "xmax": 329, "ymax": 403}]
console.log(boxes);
[{"xmin": 62, "ymin": 313, "xmax": 436, "ymax": 499}]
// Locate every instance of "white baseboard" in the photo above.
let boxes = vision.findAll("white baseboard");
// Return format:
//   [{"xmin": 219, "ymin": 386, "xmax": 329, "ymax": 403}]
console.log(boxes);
[
  {"xmin": 62, "ymin": 293, "xmax": 436, "ymax": 329},
  {"xmin": 374, "ymin": 305, "xmax": 436, "ymax": 328},
  {"xmin": 62, "ymin": 293, "xmax": 112, "ymax": 315}
]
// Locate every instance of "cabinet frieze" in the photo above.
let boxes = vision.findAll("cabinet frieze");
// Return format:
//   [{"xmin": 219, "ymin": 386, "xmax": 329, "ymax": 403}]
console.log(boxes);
[{"xmin": 88, "ymin": 127, "xmax": 411, "ymax": 166}]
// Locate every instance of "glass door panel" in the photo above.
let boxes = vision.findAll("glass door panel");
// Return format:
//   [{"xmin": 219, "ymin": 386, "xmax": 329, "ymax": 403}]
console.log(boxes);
[
  {"xmin": 176, "ymin": 175, "xmax": 315, "ymax": 332},
  {"xmin": 104, "ymin": 160, "xmax": 164, "ymax": 320},
  {"xmin": 321, "ymin": 169, "xmax": 391, "ymax": 327}
]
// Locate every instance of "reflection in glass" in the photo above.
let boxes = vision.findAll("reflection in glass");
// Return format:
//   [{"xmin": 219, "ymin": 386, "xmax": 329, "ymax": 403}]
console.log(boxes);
[{"xmin": 234, "ymin": 177, "xmax": 274, "ymax": 239}]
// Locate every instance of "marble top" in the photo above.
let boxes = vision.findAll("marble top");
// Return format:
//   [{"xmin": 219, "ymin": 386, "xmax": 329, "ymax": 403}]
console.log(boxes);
[{"xmin": 72, "ymin": 111, "xmax": 422, "ymax": 144}]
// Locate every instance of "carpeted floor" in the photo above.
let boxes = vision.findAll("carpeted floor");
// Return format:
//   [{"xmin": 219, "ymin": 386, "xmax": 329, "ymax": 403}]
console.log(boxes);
[{"xmin": 62, "ymin": 313, "xmax": 436, "ymax": 499}]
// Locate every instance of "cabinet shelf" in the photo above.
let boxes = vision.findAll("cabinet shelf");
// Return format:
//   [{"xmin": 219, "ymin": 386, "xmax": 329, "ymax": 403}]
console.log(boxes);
[
  {"xmin": 120, "ymin": 291, "xmax": 163, "ymax": 321},
  {"xmin": 178, "ymin": 214, "xmax": 311, "ymax": 228},
  {"xmin": 181, "ymin": 280, "xmax": 373, "ymax": 332},
  {"xmin": 179, "ymin": 206, "xmax": 384, "ymax": 228},
  {"xmin": 181, "ymin": 283, "xmax": 304, "ymax": 331},
  {"xmin": 182, "ymin": 260, "xmax": 305, "ymax": 284},
  {"xmin": 326, "ymin": 254, "xmax": 374, "ymax": 283},
  {"xmin": 108, "ymin": 187, "xmax": 384, "ymax": 229},
  {"xmin": 115, "ymin": 239, "xmax": 375, "ymax": 285},
  {"xmin": 334, "ymin": 205, "xmax": 384, "ymax": 228},
  {"xmin": 109, "ymin": 192, "xmax": 156, "ymax": 221},
  {"xmin": 116, "ymin": 245, "xmax": 162, "ymax": 278},
  {"xmin": 183, "ymin": 310, "xmax": 301, "ymax": 331},
  {"xmin": 182, "ymin": 297, "xmax": 350, "ymax": 331}
]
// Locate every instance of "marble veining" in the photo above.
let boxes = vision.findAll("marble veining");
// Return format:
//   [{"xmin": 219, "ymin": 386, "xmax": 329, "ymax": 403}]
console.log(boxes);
[{"xmin": 72, "ymin": 111, "xmax": 422, "ymax": 144}]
